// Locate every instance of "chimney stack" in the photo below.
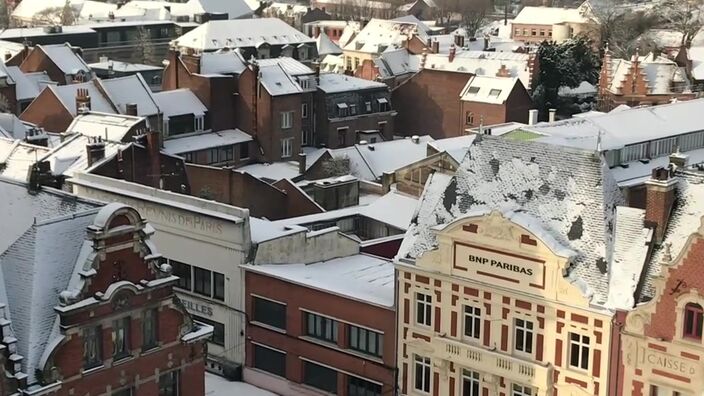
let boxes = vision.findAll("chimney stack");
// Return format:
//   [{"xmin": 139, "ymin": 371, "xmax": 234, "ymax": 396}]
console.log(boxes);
[
  {"xmin": 298, "ymin": 151, "xmax": 307, "ymax": 175},
  {"xmin": 454, "ymin": 34, "xmax": 465, "ymax": 48},
  {"xmin": 528, "ymin": 109, "xmax": 538, "ymax": 125},
  {"xmin": 126, "ymin": 103, "xmax": 138, "ymax": 116},
  {"xmin": 669, "ymin": 152, "xmax": 689, "ymax": 169},
  {"xmin": 483, "ymin": 35, "xmax": 489, "ymax": 51},
  {"xmin": 144, "ymin": 131, "xmax": 162, "ymax": 188},
  {"xmin": 449, "ymin": 43, "xmax": 456, "ymax": 63},
  {"xmin": 24, "ymin": 127, "xmax": 49, "ymax": 147},
  {"xmin": 431, "ymin": 40, "xmax": 439, "ymax": 54},
  {"xmin": 86, "ymin": 136, "xmax": 106, "ymax": 167},
  {"xmin": 549, "ymin": 108, "xmax": 557, "ymax": 123},
  {"xmin": 645, "ymin": 167, "xmax": 678, "ymax": 244},
  {"xmin": 75, "ymin": 88, "xmax": 91, "ymax": 114}
]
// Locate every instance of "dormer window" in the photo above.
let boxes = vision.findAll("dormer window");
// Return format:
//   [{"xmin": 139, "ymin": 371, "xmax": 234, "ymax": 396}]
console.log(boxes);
[{"xmin": 684, "ymin": 303, "xmax": 703, "ymax": 340}]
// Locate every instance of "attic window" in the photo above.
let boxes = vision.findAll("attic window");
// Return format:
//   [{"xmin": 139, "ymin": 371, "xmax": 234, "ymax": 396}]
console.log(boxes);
[
  {"xmin": 488, "ymin": 89, "xmax": 502, "ymax": 97},
  {"xmin": 467, "ymin": 86, "xmax": 480, "ymax": 95}
]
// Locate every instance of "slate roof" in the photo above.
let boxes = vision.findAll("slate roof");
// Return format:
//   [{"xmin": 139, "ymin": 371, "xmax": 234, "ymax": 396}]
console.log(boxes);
[
  {"xmin": 423, "ymin": 51, "xmax": 533, "ymax": 89},
  {"xmin": 399, "ymin": 135, "xmax": 626, "ymax": 306},
  {"xmin": 37, "ymin": 44, "xmax": 92, "ymax": 78},
  {"xmin": 0, "ymin": 138, "xmax": 51, "ymax": 181},
  {"xmin": 344, "ymin": 18, "xmax": 430, "ymax": 54},
  {"xmin": 459, "ymin": 76, "xmax": 520, "ymax": 104}
]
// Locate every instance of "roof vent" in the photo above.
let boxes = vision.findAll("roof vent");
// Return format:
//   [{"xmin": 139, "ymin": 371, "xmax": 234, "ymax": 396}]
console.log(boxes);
[
  {"xmin": 411, "ymin": 135, "xmax": 419, "ymax": 143},
  {"xmin": 367, "ymin": 144, "xmax": 375, "ymax": 151}
]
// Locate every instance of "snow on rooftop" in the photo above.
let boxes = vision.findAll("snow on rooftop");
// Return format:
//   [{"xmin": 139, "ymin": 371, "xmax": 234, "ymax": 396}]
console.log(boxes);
[
  {"xmin": 88, "ymin": 60, "xmax": 163, "ymax": 73},
  {"xmin": 460, "ymin": 75, "xmax": 519, "ymax": 104},
  {"xmin": 361, "ymin": 190, "xmax": 417, "ymax": 230},
  {"xmin": 258, "ymin": 61, "xmax": 311, "ymax": 96},
  {"xmin": 344, "ymin": 18, "xmax": 430, "ymax": 54},
  {"xmin": 154, "ymin": 89, "xmax": 207, "ymax": 118},
  {"xmin": 245, "ymin": 254, "xmax": 394, "ymax": 307},
  {"xmin": 65, "ymin": 112, "xmax": 144, "ymax": 142},
  {"xmin": 250, "ymin": 217, "xmax": 306, "ymax": 243},
  {"xmin": 171, "ymin": 18, "xmax": 314, "ymax": 51},
  {"xmin": 199, "ymin": 51, "xmax": 248, "ymax": 75},
  {"xmin": 38, "ymin": 44, "xmax": 91, "ymax": 78},
  {"xmin": 316, "ymin": 32, "xmax": 342, "ymax": 56},
  {"xmin": 99, "ymin": 74, "xmax": 160, "ymax": 117},
  {"xmin": 163, "ymin": 129, "xmax": 252, "ymax": 154},
  {"xmin": 6, "ymin": 67, "xmax": 52, "ymax": 101},
  {"xmin": 42, "ymin": 134, "xmax": 125, "ymax": 177},
  {"xmin": 317, "ymin": 73, "xmax": 387, "ymax": 94},
  {"xmin": 239, "ymin": 161, "xmax": 301, "ymax": 182},
  {"xmin": 186, "ymin": 0, "xmax": 255, "ymax": 19},
  {"xmin": 205, "ymin": 373, "xmax": 277, "ymax": 396},
  {"xmin": 423, "ymin": 51, "xmax": 532, "ymax": 89},
  {"xmin": 513, "ymin": 1, "xmax": 594, "ymax": 25},
  {"xmin": 49, "ymin": 82, "xmax": 116, "ymax": 118},
  {"xmin": 0, "ymin": 138, "xmax": 51, "ymax": 182}
]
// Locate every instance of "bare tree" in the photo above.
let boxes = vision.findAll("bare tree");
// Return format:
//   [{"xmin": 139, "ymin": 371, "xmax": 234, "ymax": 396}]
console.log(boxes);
[
  {"xmin": 31, "ymin": 6, "xmax": 63, "ymax": 25},
  {"xmin": 663, "ymin": 0, "xmax": 703, "ymax": 48},
  {"xmin": 588, "ymin": 1, "xmax": 659, "ymax": 58},
  {"xmin": 434, "ymin": 0, "xmax": 491, "ymax": 33},
  {"xmin": 60, "ymin": 0, "xmax": 76, "ymax": 25},
  {"xmin": 321, "ymin": 157, "xmax": 350, "ymax": 177}
]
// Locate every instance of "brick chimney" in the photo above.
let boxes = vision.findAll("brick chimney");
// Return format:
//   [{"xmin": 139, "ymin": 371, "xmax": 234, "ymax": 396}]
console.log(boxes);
[
  {"xmin": 449, "ymin": 43, "xmax": 456, "ymax": 63},
  {"xmin": 75, "ymin": 88, "xmax": 91, "ymax": 113},
  {"xmin": 495, "ymin": 64, "xmax": 510, "ymax": 77},
  {"xmin": 645, "ymin": 166, "xmax": 678, "ymax": 244},
  {"xmin": 144, "ymin": 131, "xmax": 162, "ymax": 188},
  {"xmin": 431, "ymin": 40, "xmax": 439, "ymax": 54},
  {"xmin": 86, "ymin": 136, "xmax": 106, "ymax": 167},
  {"xmin": 298, "ymin": 151, "xmax": 307, "ymax": 175},
  {"xmin": 454, "ymin": 34, "xmax": 465, "ymax": 48}
]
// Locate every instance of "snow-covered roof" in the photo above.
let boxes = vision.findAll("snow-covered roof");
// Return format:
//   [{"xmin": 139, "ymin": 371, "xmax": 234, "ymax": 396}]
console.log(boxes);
[
  {"xmin": 0, "ymin": 26, "xmax": 95, "ymax": 40},
  {"xmin": 11, "ymin": 0, "xmax": 84, "ymax": 21},
  {"xmin": 49, "ymin": 82, "xmax": 117, "ymax": 116},
  {"xmin": 163, "ymin": 129, "xmax": 252, "ymax": 154},
  {"xmin": 257, "ymin": 58, "xmax": 314, "ymax": 96},
  {"xmin": 239, "ymin": 161, "xmax": 301, "ymax": 181},
  {"xmin": 0, "ymin": 114, "xmax": 32, "ymax": 140},
  {"xmin": 605, "ymin": 53, "xmax": 690, "ymax": 95},
  {"xmin": 513, "ymin": 1, "xmax": 594, "ymax": 25},
  {"xmin": 688, "ymin": 46, "xmax": 704, "ymax": 80},
  {"xmin": 199, "ymin": 50, "xmax": 248, "ymax": 75},
  {"xmin": 373, "ymin": 48, "xmax": 420, "ymax": 79},
  {"xmin": 250, "ymin": 216, "xmax": 306, "ymax": 243},
  {"xmin": 88, "ymin": 60, "xmax": 163, "ymax": 73},
  {"xmin": 316, "ymin": 32, "xmax": 342, "ymax": 56},
  {"xmin": 78, "ymin": 0, "xmax": 118, "ymax": 22},
  {"xmin": 37, "ymin": 44, "xmax": 92, "ymax": 78},
  {"xmin": 558, "ymin": 81, "xmax": 597, "ymax": 97},
  {"xmin": 317, "ymin": 73, "xmax": 387, "ymax": 94},
  {"xmin": 6, "ymin": 67, "xmax": 53, "ymax": 101},
  {"xmin": 42, "ymin": 133, "xmax": 126, "ymax": 177},
  {"xmin": 400, "ymin": 134, "xmax": 626, "ymax": 306},
  {"xmin": 64, "ymin": 112, "xmax": 144, "ymax": 142},
  {"xmin": 153, "ymin": 89, "xmax": 207, "ymax": 118},
  {"xmin": 205, "ymin": 373, "xmax": 277, "ymax": 396},
  {"xmin": 0, "ymin": 138, "xmax": 51, "ymax": 181},
  {"xmin": 0, "ymin": 40, "xmax": 26, "ymax": 59},
  {"xmin": 99, "ymin": 74, "xmax": 160, "ymax": 117},
  {"xmin": 0, "ymin": 178, "xmax": 102, "ymax": 383},
  {"xmin": 423, "ymin": 51, "xmax": 533, "ymax": 89},
  {"xmin": 171, "ymin": 18, "xmax": 314, "ymax": 51},
  {"xmin": 344, "ymin": 18, "xmax": 430, "ymax": 54},
  {"xmin": 185, "ymin": 0, "xmax": 255, "ymax": 19},
  {"xmin": 361, "ymin": 190, "xmax": 418, "ymax": 230},
  {"xmin": 320, "ymin": 54, "xmax": 344, "ymax": 74},
  {"xmin": 244, "ymin": 254, "xmax": 394, "ymax": 307},
  {"xmin": 460, "ymin": 75, "xmax": 519, "ymax": 104}
]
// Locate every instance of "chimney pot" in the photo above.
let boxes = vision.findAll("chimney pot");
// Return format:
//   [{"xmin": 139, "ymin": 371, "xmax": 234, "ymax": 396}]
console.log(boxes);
[
  {"xmin": 548, "ymin": 108, "xmax": 557, "ymax": 123},
  {"xmin": 528, "ymin": 109, "xmax": 539, "ymax": 125},
  {"xmin": 449, "ymin": 44, "xmax": 456, "ymax": 63}
]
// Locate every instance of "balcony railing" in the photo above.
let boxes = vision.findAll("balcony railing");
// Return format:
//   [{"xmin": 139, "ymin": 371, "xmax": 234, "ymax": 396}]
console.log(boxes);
[{"xmin": 435, "ymin": 336, "xmax": 553, "ymax": 391}]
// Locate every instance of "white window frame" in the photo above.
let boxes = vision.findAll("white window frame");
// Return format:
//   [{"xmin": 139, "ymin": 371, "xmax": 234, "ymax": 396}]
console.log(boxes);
[
  {"xmin": 281, "ymin": 137, "xmax": 294, "ymax": 158},
  {"xmin": 281, "ymin": 111, "xmax": 294, "ymax": 129},
  {"xmin": 514, "ymin": 318, "xmax": 534, "ymax": 356},
  {"xmin": 463, "ymin": 305, "xmax": 481, "ymax": 340},
  {"xmin": 415, "ymin": 292, "xmax": 432, "ymax": 327},
  {"xmin": 462, "ymin": 369, "xmax": 480, "ymax": 396},
  {"xmin": 512, "ymin": 383, "xmax": 533, "ymax": 396},
  {"xmin": 194, "ymin": 114, "xmax": 204, "ymax": 132},
  {"xmin": 568, "ymin": 332, "xmax": 590, "ymax": 371},
  {"xmin": 414, "ymin": 355, "xmax": 431, "ymax": 394}
]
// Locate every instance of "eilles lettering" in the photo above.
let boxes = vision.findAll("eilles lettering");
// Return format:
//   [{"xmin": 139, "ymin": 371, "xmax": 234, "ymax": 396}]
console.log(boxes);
[{"xmin": 467, "ymin": 254, "xmax": 533, "ymax": 276}]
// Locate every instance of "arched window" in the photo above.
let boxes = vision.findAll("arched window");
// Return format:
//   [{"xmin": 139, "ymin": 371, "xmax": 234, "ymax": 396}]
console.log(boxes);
[{"xmin": 683, "ymin": 303, "xmax": 703, "ymax": 340}]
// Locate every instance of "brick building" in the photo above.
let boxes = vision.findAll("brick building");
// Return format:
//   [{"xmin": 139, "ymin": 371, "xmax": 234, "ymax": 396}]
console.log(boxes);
[
  {"xmin": 18, "ymin": 43, "xmax": 92, "ymax": 85},
  {"xmin": 511, "ymin": 1, "xmax": 595, "ymax": 44},
  {"xmin": 394, "ymin": 135, "xmax": 670, "ymax": 396},
  {"xmin": 597, "ymin": 50, "xmax": 696, "ymax": 112},
  {"xmin": 459, "ymin": 76, "xmax": 532, "ymax": 131},
  {"xmin": 0, "ymin": 179, "xmax": 211, "ymax": 395},
  {"xmin": 243, "ymin": 253, "xmax": 396, "ymax": 396},
  {"xmin": 619, "ymin": 168, "xmax": 704, "ymax": 395}
]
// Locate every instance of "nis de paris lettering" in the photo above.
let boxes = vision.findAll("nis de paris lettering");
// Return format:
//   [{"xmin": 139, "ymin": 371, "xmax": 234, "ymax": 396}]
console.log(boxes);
[{"xmin": 467, "ymin": 254, "xmax": 533, "ymax": 276}]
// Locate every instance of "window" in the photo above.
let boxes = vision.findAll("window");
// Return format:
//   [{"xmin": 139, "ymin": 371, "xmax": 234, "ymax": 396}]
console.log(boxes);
[
  {"xmin": 349, "ymin": 325, "xmax": 383, "ymax": 357},
  {"xmin": 531, "ymin": 29, "xmax": 537, "ymax": 36},
  {"xmin": 463, "ymin": 305, "xmax": 481, "ymax": 340},
  {"xmin": 302, "ymin": 103, "xmax": 308, "ymax": 118},
  {"xmin": 414, "ymin": 355, "xmax": 431, "ymax": 393},
  {"xmin": 306, "ymin": 312, "xmax": 338, "ymax": 343},
  {"xmin": 158, "ymin": 370, "xmax": 179, "ymax": 396},
  {"xmin": 252, "ymin": 296, "xmax": 286, "ymax": 330},
  {"xmin": 462, "ymin": 369, "xmax": 480, "ymax": 396},
  {"xmin": 346, "ymin": 56, "xmax": 352, "ymax": 70},
  {"xmin": 514, "ymin": 29, "xmax": 520, "ymax": 36},
  {"xmin": 206, "ymin": 148, "xmax": 218, "ymax": 164},
  {"xmin": 193, "ymin": 316, "xmax": 224, "ymax": 346},
  {"xmin": 214, "ymin": 272, "xmax": 225, "ymax": 301},
  {"xmin": 239, "ymin": 142, "xmax": 250, "ymax": 160},
  {"xmin": 377, "ymin": 98, "xmax": 389, "ymax": 112},
  {"xmin": 337, "ymin": 102, "xmax": 349, "ymax": 117},
  {"xmin": 512, "ymin": 384, "xmax": 533, "ymax": 396},
  {"xmin": 350, "ymin": 104, "xmax": 357, "ymax": 115},
  {"xmin": 467, "ymin": 86, "xmax": 480, "ymax": 95},
  {"xmin": 143, "ymin": 308, "xmax": 158, "ymax": 350},
  {"xmin": 113, "ymin": 317, "xmax": 130, "ymax": 359},
  {"xmin": 281, "ymin": 111, "xmax": 294, "ymax": 129},
  {"xmin": 337, "ymin": 128, "xmax": 348, "ymax": 147},
  {"xmin": 365, "ymin": 101, "xmax": 372, "ymax": 112},
  {"xmin": 193, "ymin": 267, "xmax": 212, "ymax": 297},
  {"xmin": 171, "ymin": 260, "xmax": 191, "ymax": 290},
  {"xmin": 684, "ymin": 303, "xmax": 703, "ymax": 340},
  {"xmin": 415, "ymin": 292, "xmax": 432, "ymax": 327},
  {"xmin": 539, "ymin": 30, "xmax": 545, "ymax": 36},
  {"xmin": 488, "ymin": 89, "xmax": 502, "ymax": 97},
  {"xmin": 281, "ymin": 137, "xmax": 294, "ymax": 158},
  {"xmin": 181, "ymin": 152, "xmax": 193, "ymax": 163},
  {"xmin": 514, "ymin": 318, "xmax": 534, "ymax": 354},
  {"xmin": 300, "ymin": 78, "xmax": 311, "ymax": 89},
  {"xmin": 194, "ymin": 115, "xmax": 205, "ymax": 132},
  {"xmin": 348, "ymin": 376, "xmax": 381, "ymax": 396},
  {"xmin": 253, "ymin": 344, "xmax": 286, "ymax": 377},
  {"xmin": 303, "ymin": 361, "xmax": 337, "ymax": 393},
  {"xmin": 354, "ymin": 57, "xmax": 360, "ymax": 69},
  {"xmin": 569, "ymin": 333, "xmax": 590, "ymax": 370},
  {"xmin": 112, "ymin": 388, "xmax": 133, "ymax": 396},
  {"xmin": 218, "ymin": 146, "xmax": 234, "ymax": 162},
  {"xmin": 465, "ymin": 111, "xmax": 474, "ymax": 125},
  {"xmin": 83, "ymin": 325, "xmax": 103, "ymax": 369}
]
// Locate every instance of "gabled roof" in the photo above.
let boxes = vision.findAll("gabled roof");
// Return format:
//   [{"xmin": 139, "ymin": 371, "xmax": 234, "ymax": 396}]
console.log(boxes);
[
  {"xmin": 41, "ymin": 132, "xmax": 126, "ymax": 177},
  {"xmin": 400, "ymin": 135, "xmax": 626, "ymax": 306},
  {"xmin": 317, "ymin": 73, "xmax": 387, "ymax": 94},
  {"xmin": 98, "ymin": 74, "xmax": 160, "ymax": 117},
  {"xmin": 513, "ymin": 0, "xmax": 594, "ymax": 25},
  {"xmin": 171, "ymin": 18, "xmax": 315, "ymax": 51},
  {"xmin": 316, "ymin": 32, "xmax": 342, "ymax": 56},
  {"xmin": 0, "ymin": 138, "xmax": 51, "ymax": 181},
  {"xmin": 199, "ymin": 50, "xmax": 248, "ymax": 75},
  {"xmin": 49, "ymin": 82, "xmax": 117, "ymax": 116},
  {"xmin": 64, "ymin": 112, "xmax": 145, "ymax": 141},
  {"xmin": 605, "ymin": 53, "xmax": 690, "ymax": 95},
  {"xmin": 6, "ymin": 67, "xmax": 53, "ymax": 101},
  {"xmin": 459, "ymin": 75, "xmax": 520, "ymax": 104},
  {"xmin": 257, "ymin": 58, "xmax": 315, "ymax": 96},
  {"xmin": 423, "ymin": 51, "xmax": 533, "ymax": 89},
  {"xmin": 154, "ymin": 89, "xmax": 207, "ymax": 118},
  {"xmin": 36, "ymin": 44, "xmax": 92, "ymax": 77},
  {"xmin": 163, "ymin": 129, "xmax": 252, "ymax": 154},
  {"xmin": 344, "ymin": 18, "xmax": 430, "ymax": 54},
  {"xmin": 185, "ymin": 0, "xmax": 255, "ymax": 19}
]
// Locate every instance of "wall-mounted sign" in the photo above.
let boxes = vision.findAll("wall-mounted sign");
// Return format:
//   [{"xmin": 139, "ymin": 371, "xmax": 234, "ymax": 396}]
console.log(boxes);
[
  {"xmin": 453, "ymin": 242, "xmax": 545, "ymax": 289},
  {"xmin": 626, "ymin": 341, "xmax": 701, "ymax": 379},
  {"xmin": 180, "ymin": 298, "xmax": 214, "ymax": 317}
]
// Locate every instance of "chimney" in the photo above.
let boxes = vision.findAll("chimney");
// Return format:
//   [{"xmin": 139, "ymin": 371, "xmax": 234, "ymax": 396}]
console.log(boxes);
[
  {"xmin": 86, "ymin": 136, "xmax": 106, "ymax": 167},
  {"xmin": 483, "ymin": 35, "xmax": 489, "ymax": 51},
  {"xmin": 528, "ymin": 109, "xmax": 538, "ymax": 125},
  {"xmin": 411, "ymin": 135, "xmax": 420, "ymax": 143},
  {"xmin": 426, "ymin": 38, "xmax": 432, "ymax": 49},
  {"xmin": 449, "ymin": 44, "xmax": 456, "ymax": 63},
  {"xmin": 75, "ymin": 88, "xmax": 91, "ymax": 113},
  {"xmin": 125, "ymin": 103, "xmax": 138, "ymax": 116},
  {"xmin": 381, "ymin": 171, "xmax": 394, "ymax": 193},
  {"xmin": 454, "ymin": 34, "xmax": 465, "ymax": 48},
  {"xmin": 645, "ymin": 167, "xmax": 678, "ymax": 244},
  {"xmin": 24, "ymin": 127, "xmax": 49, "ymax": 147},
  {"xmin": 298, "ymin": 151, "xmax": 307, "ymax": 175},
  {"xmin": 431, "ymin": 40, "xmax": 439, "ymax": 54},
  {"xmin": 137, "ymin": 130, "xmax": 162, "ymax": 187},
  {"xmin": 548, "ymin": 108, "xmax": 556, "ymax": 123},
  {"xmin": 669, "ymin": 152, "xmax": 689, "ymax": 169}
]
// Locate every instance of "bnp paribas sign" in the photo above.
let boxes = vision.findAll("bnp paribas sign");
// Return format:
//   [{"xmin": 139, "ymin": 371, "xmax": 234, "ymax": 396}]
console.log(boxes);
[{"xmin": 453, "ymin": 242, "xmax": 546, "ymax": 291}]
